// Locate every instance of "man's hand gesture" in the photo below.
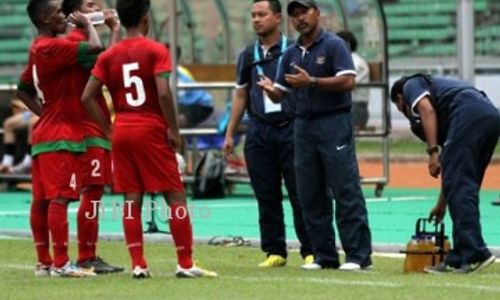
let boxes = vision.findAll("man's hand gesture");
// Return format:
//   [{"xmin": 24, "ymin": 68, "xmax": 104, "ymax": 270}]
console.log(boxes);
[{"xmin": 285, "ymin": 65, "xmax": 311, "ymax": 88}]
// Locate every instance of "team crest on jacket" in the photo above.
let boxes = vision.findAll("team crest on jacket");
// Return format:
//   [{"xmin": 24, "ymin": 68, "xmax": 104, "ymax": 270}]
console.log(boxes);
[{"xmin": 316, "ymin": 55, "xmax": 326, "ymax": 65}]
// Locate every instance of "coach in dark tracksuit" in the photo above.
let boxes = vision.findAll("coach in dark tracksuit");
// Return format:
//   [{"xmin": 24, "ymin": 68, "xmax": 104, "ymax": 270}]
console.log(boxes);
[
  {"xmin": 223, "ymin": 0, "xmax": 312, "ymax": 267},
  {"xmin": 259, "ymin": 0, "xmax": 372, "ymax": 271},
  {"xmin": 391, "ymin": 74, "xmax": 500, "ymax": 274}
]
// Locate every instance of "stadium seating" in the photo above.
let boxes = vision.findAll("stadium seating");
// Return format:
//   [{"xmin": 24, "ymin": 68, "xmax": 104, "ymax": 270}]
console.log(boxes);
[
  {"xmin": 385, "ymin": 0, "xmax": 500, "ymax": 60},
  {"xmin": 0, "ymin": 0, "xmax": 32, "ymax": 84}
]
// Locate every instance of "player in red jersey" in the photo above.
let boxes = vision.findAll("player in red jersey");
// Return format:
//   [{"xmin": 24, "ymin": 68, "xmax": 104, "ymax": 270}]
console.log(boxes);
[
  {"xmin": 81, "ymin": 0, "xmax": 217, "ymax": 279},
  {"xmin": 16, "ymin": 0, "xmax": 102, "ymax": 278},
  {"xmin": 61, "ymin": 0, "xmax": 123, "ymax": 274}
]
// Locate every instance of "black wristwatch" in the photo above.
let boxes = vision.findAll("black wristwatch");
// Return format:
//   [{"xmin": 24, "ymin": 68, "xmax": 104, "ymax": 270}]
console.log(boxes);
[
  {"xmin": 309, "ymin": 76, "xmax": 318, "ymax": 87},
  {"xmin": 426, "ymin": 145, "xmax": 439, "ymax": 155}
]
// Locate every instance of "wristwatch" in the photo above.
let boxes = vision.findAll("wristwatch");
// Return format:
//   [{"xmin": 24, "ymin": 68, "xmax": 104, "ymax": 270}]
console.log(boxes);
[
  {"xmin": 309, "ymin": 76, "xmax": 318, "ymax": 87},
  {"xmin": 426, "ymin": 145, "xmax": 439, "ymax": 155}
]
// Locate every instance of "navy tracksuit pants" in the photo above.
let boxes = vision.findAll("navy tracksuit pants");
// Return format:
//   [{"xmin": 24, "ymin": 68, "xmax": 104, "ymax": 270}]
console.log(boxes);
[
  {"xmin": 244, "ymin": 119, "xmax": 312, "ymax": 258},
  {"xmin": 442, "ymin": 89, "xmax": 500, "ymax": 267},
  {"xmin": 294, "ymin": 113, "xmax": 372, "ymax": 268}
]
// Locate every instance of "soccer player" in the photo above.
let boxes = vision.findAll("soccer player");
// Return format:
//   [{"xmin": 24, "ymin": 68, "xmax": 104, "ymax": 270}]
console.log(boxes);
[
  {"xmin": 81, "ymin": 0, "xmax": 217, "ymax": 279},
  {"xmin": 17, "ymin": 0, "xmax": 102, "ymax": 277},
  {"xmin": 61, "ymin": 0, "xmax": 123, "ymax": 274}
]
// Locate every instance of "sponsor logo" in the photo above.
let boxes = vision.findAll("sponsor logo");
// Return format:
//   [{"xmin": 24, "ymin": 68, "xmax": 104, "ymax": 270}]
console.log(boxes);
[
  {"xmin": 336, "ymin": 144, "xmax": 347, "ymax": 151},
  {"xmin": 316, "ymin": 56, "xmax": 326, "ymax": 65}
]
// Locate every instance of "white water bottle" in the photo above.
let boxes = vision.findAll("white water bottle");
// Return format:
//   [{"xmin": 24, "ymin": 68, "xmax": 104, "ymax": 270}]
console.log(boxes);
[
  {"xmin": 85, "ymin": 11, "xmax": 105, "ymax": 25},
  {"xmin": 85, "ymin": 9, "xmax": 118, "ymax": 26}
]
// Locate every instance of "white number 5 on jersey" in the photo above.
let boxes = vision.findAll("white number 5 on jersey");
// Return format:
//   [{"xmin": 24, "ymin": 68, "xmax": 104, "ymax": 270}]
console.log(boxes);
[{"xmin": 122, "ymin": 62, "xmax": 146, "ymax": 107}]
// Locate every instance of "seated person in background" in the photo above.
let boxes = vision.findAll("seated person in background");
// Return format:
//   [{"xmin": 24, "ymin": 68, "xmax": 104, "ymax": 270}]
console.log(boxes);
[
  {"xmin": 178, "ymin": 66, "xmax": 214, "ymax": 127},
  {"xmin": 337, "ymin": 30, "xmax": 370, "ymax": 130},
  {"xmin": 0, "ymin": 98, "xmax": 39, "ymax": 174},
  {"xmin": 166, "ymin": 44, "xmax": 214, "ymax": 128}
]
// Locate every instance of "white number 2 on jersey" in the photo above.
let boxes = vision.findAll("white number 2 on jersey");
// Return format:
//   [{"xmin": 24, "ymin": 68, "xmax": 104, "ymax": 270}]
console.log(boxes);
[
  {"xmin": 91, "ymin": 159, "xmax": 101, "ymax": 177},
  {"xmin": 122, "ymin": 62, "xmax": 146, "ymax": 107}
]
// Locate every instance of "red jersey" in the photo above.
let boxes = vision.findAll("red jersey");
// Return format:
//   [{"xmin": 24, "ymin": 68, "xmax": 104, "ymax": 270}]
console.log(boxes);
[
  {"xmin": 91, "ymin": 36, "xmax": 172, "ymax": 129},
  {"xmin": 18, "ymin": 36, "xmax": 94, "ymax": 156},
  {"xmin": 66, "ymin": 28, "xmax": 111, "ymax": 150}
]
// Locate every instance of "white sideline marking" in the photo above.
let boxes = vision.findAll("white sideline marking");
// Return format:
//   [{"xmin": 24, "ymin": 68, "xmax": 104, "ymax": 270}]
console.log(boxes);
[
  {"xmin": 0, "ymin": 263, "xmax": 32, "ymax": 270},
  {"xmin": 224, "ymin": 275, "xmax": 500, "ymax": 292},
  {"xmin": 374, "ymin": 252, "xmax": 406, "ymax": 258},
  {"xmin": 429, "ymin": 282, "xmax": 500, "ymax": 293},
  {"xmin": 226, "ymin": 275, "xmax": 399, "ymax": 288},
  {"xmin": 2, "ymin": 263, "xmax": 500, "ymax": 292},
  {"xmin": 0, "ymin": 208, "xmax": 79, "ymax": 217},
  {"xmin": 0, "ymin": 210, "xmax": 31, "ymax": 216},
  {"xmin": 366, "ymin": 196, "xmax": 433, "ymax": 202}
]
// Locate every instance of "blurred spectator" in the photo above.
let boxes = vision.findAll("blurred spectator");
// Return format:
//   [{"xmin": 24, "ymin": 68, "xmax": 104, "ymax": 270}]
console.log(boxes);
[
  {"xmin": 166, "ymin": 44, "xmax": 214, "ymax": 128},
  {"xmin": 0, "ymin": 99, "xmax": 38, "ymax": 174},
  {"xmin": 337, "ymin": 30, "xmax": 370, "ymax": 130}
]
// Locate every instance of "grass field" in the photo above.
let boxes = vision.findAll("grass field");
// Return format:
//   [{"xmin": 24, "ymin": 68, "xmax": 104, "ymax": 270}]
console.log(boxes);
[{"xmin": 1, "ymin": 238, "xmax": 500, "ymax": 300}]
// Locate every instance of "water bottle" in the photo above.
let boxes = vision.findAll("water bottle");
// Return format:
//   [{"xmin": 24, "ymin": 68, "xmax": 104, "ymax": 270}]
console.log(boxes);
[
  {"xmin": 85, "ymin": 9, "xmax": 118, "ymax": 26},
  {"xmin": 85, "ymin": 11, "xmax": 105, "ymax": 25}
]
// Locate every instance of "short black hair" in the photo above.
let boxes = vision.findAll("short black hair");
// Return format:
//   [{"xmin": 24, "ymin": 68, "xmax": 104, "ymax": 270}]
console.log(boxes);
[
  {"xmin": 253, "ymin": 0, "xmax": 282, "ymax": 14},
  {"xmin": 116, "ymin": 0, "xmax": 150, "ymax": 28},
  {"xmin": 390, "ymin": 76, "xmax": 408, "ymax": 103},
  {"xmin": 337, "ymin": 30, "xmax": 357, "ymax": 52},
  {"xmin": 27, "ymin": 0, "xmax": 52, "ymax": 27},
  {"xmin": 62, "ymin": 0, "xmax": 83, "ymax": 17}
]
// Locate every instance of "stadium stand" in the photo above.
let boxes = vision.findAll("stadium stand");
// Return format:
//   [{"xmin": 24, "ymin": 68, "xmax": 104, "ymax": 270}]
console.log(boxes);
[
  {"xmin": 0, "ymin": 0, "xmax": 32, "ymax": 85},
  {"xmin": 384, "ymin": 0, "xmax": 500, "ymax": 59}
]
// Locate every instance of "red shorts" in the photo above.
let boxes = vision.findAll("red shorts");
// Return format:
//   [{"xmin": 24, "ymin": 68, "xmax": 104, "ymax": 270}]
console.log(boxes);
[
  {"xmin": 32, "ymin": 151, "xmax": 80, "ymax": 201},
  {"xmin": 111, "ymin": 126, "xmax": 183, "ymax": 193},
  {"xmin": 79, "ymin": 147, "xmax": 112, "ymax": 186}
]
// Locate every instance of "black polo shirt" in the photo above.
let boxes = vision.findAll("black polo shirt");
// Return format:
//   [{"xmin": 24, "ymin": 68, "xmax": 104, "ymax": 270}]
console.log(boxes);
[
  {"xmin": 235, "ymin": 36, "xmax": 295, "ymax": 124},
  {"xmin": 274, "ymin": 29, "xmax": 356, "ymax": 118}
]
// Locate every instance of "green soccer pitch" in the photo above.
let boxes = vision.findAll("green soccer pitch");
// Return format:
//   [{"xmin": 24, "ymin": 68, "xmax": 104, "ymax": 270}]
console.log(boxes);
[
  {"xmin": 1, "ymin": 239, "xmax": 500, "ymax": 299},
  {"xmin": 1, "ymin": 187, "xmax": 500, "ymax": 299}
]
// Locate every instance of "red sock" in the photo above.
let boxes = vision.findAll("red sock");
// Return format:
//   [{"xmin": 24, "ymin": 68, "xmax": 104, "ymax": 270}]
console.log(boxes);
[
  {"xmin": 77, "ymin": 186, "xmax": 104, "ymax": 263},
  {"xmin": 123, "ymin": 200, "xmax": 147, "ymax": 269},
  {"xmin": 168, "ymin": 202, "xmax": 193, "ymax": 268},
  {"xmin": 30, "ymin": 200, "xmax": 52, "ymax": 266},
  {"xmin": 48, "ymin": 201, "xmax": 69, "ymax": 268}
]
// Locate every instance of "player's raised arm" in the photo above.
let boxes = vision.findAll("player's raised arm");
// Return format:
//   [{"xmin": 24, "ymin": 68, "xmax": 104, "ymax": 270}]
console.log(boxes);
[
  {"xmin": 104, "ymin": 9, "xmax": 121, "ymax": 46},
  {"xmin": 68, "ymin": 11, "xmax": 103, "ymax": 51}
]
